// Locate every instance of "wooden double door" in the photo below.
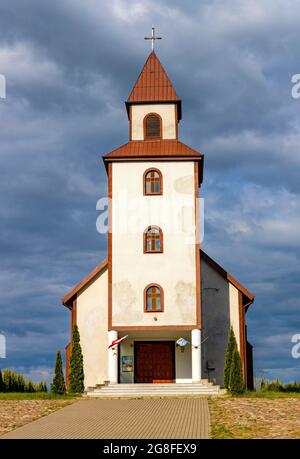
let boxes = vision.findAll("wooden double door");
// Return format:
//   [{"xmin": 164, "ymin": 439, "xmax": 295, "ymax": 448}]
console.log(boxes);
[{"xmin": 134, "ymin": 341, "xmax": 175, "ymax": 383}]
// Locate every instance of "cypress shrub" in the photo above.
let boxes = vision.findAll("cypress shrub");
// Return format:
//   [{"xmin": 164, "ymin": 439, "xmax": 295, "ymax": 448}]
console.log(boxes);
[
  {"xmin": 229, "ymin": 347, "xmax": 245, "ymax": 394},
  {"xmin": 69, "ymin": 325, "xmax": 84, "ymax": 394},
  {"xmin": 224, "ymin": 326, "xmax": 237, "ymax": 389},
  {"xmin": 51, "ymin": 350, "xmax": 66, "ymax": 394}
]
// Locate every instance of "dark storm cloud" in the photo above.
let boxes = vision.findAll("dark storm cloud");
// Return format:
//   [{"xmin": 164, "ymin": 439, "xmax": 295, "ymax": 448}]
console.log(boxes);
[{"xmin": 0, "ymin": 0, "xmax": 299, "ymax": 384}]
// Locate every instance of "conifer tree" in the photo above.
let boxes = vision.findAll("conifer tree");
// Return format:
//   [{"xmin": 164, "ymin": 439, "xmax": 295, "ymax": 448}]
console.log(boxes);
[
  {"xmin": 229, "ymin": 347, "xmax": 245, "ymax": 394},
  {"xmin": 36, "ymin": 381, "xmax": 48, "ymax": 393},
  {"xmin": 17, "ymin": 373, "xmax": 26, "ymax": 392},
  {"xmin": 3, "ymin": 369, "xmax": 13, "ymax": 392},
  {"xmin": 51, "ymin": 350, "xmax": 66, "ymax": 394},
  {"xmin": 25, "ymin": 380, "xmax": 35, "ymax": 393},
  {"xmin": 0, "ymin": 369, "xmax": 3, "ymax": 392},
  {"xmin": 69, "ymin": 325, "xmax": 84, "ymax": 394},
  {"xmin": 42, "ymin": 381, "xmax": 48, "ymax": 392},
  {"xmin": 224, "ymin": 326, "xmax": 237, "ymax": 389}
]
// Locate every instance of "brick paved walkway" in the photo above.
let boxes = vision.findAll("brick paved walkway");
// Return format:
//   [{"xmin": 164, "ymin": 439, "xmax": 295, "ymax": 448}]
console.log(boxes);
[{"xmin": 1, "ymin": 398, "xmax": 210, "ymax": 439}]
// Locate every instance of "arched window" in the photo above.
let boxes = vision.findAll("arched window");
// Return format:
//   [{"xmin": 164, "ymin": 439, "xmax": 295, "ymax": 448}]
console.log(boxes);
[
  {"xmin": 144, "ymin": 226, "xmax": 163, "ymax": 253},
  {"xmin": 144, "ymin": 113, "xmax": 162, "ymax": 139},
  {"xmin": 144, "ymin": 284, "xmax": 164, "ymax": 312},
  {"xmin": 144, "ymin": 168, "xmax": 163, "ymax": 195}
]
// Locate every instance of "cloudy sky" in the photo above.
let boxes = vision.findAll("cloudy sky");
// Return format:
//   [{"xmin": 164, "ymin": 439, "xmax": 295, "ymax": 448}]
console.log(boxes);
[{"xmin": 0, "ymin": 0, "xmax": 299, "ymax": 385}]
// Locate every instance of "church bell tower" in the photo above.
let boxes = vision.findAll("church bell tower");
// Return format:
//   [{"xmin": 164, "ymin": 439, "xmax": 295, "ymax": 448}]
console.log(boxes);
[{"xmin": 103, "ymin": 34, "xmax": 204, "ymax": 384}]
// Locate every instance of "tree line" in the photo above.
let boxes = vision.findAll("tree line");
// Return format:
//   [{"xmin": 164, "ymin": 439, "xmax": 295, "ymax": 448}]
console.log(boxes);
[
  {"xmin": 260, "ymin": 379, "xmax": 300, "ymax": 393},
  {"xmin": 0, "ymin": 325, "xmax": 84, "ymax": 395},
  {"xmin": 0, "ymin": 368, "xmax": 47, "ymax": 393}
]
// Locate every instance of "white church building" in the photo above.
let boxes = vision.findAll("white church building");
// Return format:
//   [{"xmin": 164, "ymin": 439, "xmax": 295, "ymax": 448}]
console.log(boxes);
[{"xmin": 62, "ymin": 49, "xmax": 254, "ymax": 394}]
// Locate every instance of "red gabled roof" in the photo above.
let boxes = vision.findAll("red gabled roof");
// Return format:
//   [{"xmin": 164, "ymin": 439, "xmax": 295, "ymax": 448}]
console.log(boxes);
[
  {"xmin": 127, "ymin": 51, "xmax": 180, "ymax": 104},
  {"xmin": 103, "ymin": 140, "xmax": 203, "ymax": 159},
  {"xmin": 200, "ymin": 249, "xmax": 254, "ymax": 304},
  {"xmin": 62, "ymin": 258, "xmax": 108, "ymax": 306},
  {"xmin": 102, "ymin": 140, "xmax": 204, "ymax": 185}
]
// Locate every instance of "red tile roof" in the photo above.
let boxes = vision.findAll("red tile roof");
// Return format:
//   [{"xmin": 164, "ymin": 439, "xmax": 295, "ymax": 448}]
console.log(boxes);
[
  {"xmin": 103, "ymin": 140, "xmax": 203, "ymax": 159},
  {"xmin": 127, "ymin": 51, "xmax": 180, "ymax": 103}
]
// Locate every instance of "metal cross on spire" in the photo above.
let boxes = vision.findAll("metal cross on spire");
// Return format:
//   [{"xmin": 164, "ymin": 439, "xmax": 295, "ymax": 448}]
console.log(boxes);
[{"xmin": 144, "ymin": 26, "xmax": 162, "ymax": 51}]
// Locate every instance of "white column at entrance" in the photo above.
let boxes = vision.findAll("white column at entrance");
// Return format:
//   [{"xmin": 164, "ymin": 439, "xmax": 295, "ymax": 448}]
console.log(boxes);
[
  {"xmin": 191, "ymin": 329, "xmax": 201, "ymax": 383},
  {"xmin": 108, "ymin": 330, "xmax": 118, "ymax": 384}
]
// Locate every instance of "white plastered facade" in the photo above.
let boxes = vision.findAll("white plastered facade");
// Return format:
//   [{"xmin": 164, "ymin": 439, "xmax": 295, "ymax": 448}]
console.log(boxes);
[
  {"xmin": 131, "ymin": 104, "xmax": 176, "ymax": 140},
  {"xmin": 73, "ymin": 253, "xmax": 243, "ymax": 388},
  {"xmin": 76, "ymin": 268, "xmax": 108, "ymax": 388},
  {"xmin": 111, "ymin": 160, "xmax": 197, "ymax": 328}
]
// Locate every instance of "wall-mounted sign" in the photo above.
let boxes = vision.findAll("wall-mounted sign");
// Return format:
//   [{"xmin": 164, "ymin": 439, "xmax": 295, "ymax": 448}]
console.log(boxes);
[{"xmin": 122, "ymin": 355, "xmax": 133, "ymax": 372}]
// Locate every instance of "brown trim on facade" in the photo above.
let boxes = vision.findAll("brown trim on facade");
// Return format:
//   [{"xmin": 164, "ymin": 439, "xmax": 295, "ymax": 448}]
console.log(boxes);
[
  {"xmin": 195, "ymin": 163, "xmax": 201, "ymax": 329},
  {"xmin": 129, "ymin": 105, "xmax": 132, "ymax": 141},
  {"xmin": 62, "ymin": 259, "xmax": 108, "ymax": 305},
  {"xmin": 71, "ymin": 298, "xmax": 77, "ymax": 334},
  {"xmin": 66, "ymin": 297, "xmax": 77, "ymax": 390},
  {"xmin": 143, "ymin": 167, "xmax": 163, "ymax": 195},
  {"xmin": 143, "ymin": 112, "xmax": 162, "ymax": 140},
  {"xmin": 65, "ymin": 342, "xmax": 71, "ymax": 391},
  {"xmin": 106, "ymin": 155, "xmax": 202, "ymax": 161},
  {"xmin": 246, "ymin": 339, "xmax": 254, "ymax": 391},
  {"xmin": 106, "ymin": 155, "xmax": 203, "ymax": 162},
  {"xmin": 200, "ymin": 250, "xmax": 254, "ymax": 303},
  {"xmin": 108, "ymin": 163, "xmax": 113, "ymax": 331},
  {"xmin": 238, "ymin": 292, "xmax": 247, "ymax": 384},
  {"xmin": 175, "ymin": 104, "xmax": 179, "ymax": 140},
  {"xmin": 143, "ymin": 226, "xmax": 163, "ymax": 253},
  {"xmin": 143, "ymin": 283, "xmax": 164, "ymax": 313}
]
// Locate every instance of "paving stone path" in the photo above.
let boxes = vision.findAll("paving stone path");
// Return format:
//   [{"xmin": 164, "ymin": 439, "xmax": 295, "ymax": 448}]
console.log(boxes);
[{"xmin": 1, "ymin": 398, "xmax": 210, "ymax": 439}]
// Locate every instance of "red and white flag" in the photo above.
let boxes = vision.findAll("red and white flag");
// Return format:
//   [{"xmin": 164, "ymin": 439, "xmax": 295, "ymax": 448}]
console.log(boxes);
[{"xmin": 108, "ymin": 335, "xmax": 128, "ymax": 349}]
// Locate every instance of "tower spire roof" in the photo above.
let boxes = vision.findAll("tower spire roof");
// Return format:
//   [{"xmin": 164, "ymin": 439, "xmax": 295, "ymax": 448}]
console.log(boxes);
[{"xmin": 126, "ymin": 51, "xmax": 181, "ymax": 119}]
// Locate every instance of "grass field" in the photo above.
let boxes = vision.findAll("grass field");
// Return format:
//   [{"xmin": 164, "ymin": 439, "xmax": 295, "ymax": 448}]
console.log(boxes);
[{"xmin": 234, "ymin": 391, "xmax": 300, "ymax": 398}]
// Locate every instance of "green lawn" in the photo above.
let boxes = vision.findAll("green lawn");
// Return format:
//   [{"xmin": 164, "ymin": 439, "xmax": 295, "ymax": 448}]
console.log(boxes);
[
  {"xmin": 0, "ymin": 392, "xmax": 78, "ymax": 400},
  {"xmin": 233, "ymin": 391, "xmax": 300, "ymax": 398}
]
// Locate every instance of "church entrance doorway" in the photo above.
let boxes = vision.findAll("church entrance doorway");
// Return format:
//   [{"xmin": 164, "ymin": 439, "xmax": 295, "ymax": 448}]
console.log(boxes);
[{"xmin": 134, "ymin": 341, "xmax": 175, "ymax": 383}]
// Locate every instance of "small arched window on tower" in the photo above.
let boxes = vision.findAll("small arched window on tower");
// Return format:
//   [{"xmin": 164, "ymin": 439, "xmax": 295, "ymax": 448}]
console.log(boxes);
[
  {"xmin": 144, "ymin": 284, "xmax": 164, "ymax": 312},
  {"xmin": 144, "ymin": 226, "xmax": 163, "ymax": 253},
  {"xmin": 144, "ymin": 113, "xmax": 162, "ymax": 140},
  {"xmin": 144, "ymin": 168, "xmax": 162, "ymax": 195}
]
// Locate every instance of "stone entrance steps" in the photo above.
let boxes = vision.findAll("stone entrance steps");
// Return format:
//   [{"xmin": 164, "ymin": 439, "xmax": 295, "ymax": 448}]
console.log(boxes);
[{"xmin": 85, "ymin": 381, "xmax": 225, "ymax": 398}]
